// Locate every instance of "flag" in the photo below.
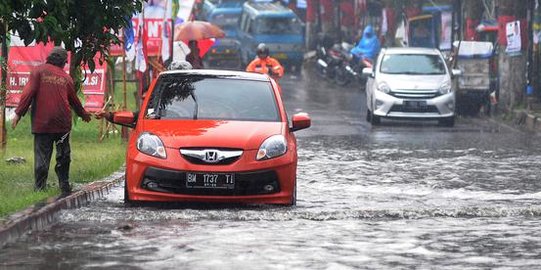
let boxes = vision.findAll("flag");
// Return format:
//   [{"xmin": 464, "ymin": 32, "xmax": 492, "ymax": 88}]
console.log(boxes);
[
  {"xmin": 124, "ymin": 16, "xmax": 136, "ymax": 61},
  {"xmin": 135, "ymin": 10, "xmax": 147, "ymax": 73},
  {"xmin": 161, "ymin": 0, "xmax": 172, "ymax": 63},
  {"xmin": 172, "ymin": 0, "xmax": 179, "ymax": 21}
]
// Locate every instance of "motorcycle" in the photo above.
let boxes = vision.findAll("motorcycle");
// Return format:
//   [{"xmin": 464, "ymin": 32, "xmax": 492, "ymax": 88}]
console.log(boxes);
[
  {"xmin": 315, "ymin": 34, "xmax": 342, "ymax": 80},
  {"xmin": 334, "ymin": 43, "xmax": 373, "ymax": 88}
]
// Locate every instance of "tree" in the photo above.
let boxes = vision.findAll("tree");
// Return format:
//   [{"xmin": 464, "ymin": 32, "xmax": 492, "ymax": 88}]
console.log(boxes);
[
  {"xmin": 0, "ymin": 0, "xmax": 144, "ymax": 150},
  {"xmin": 8, "ymin": 0, "xmax": 143, "ymax": 80}
]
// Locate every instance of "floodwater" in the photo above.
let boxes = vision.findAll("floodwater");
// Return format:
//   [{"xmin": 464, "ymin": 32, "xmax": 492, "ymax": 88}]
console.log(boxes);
[{"xmin": 1, "ymin": 67, "xmax": 541, "ymax": 270}]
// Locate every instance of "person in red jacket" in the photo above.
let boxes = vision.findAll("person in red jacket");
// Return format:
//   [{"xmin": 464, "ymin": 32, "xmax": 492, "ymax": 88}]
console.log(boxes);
[
  {"xmin": 11, "ymin": 47, "xmax": 92, "ymax": 196},
  {"xmin": 246, "ymin": 43, "xmax": 284, "ymax": 81}
]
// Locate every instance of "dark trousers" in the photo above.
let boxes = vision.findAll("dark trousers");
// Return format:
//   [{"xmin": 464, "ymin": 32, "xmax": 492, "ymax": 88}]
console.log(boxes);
[{"xmin": 34, "ymin": 133, "xmax": 71, "ymax": 192}]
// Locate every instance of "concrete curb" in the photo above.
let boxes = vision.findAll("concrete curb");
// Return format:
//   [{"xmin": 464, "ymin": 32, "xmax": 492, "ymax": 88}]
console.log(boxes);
[
  {"xmin": 505, "ymin": 110, "xmax": 541, "ymax": 134},
  {"xmin": 0, "ymin": 170, "xmax": 124, "ymax": 248}
]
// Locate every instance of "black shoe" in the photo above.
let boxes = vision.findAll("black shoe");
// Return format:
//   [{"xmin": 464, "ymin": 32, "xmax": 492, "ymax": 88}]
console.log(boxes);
[{"xmin": 57, "ymin": 190, "xmax": 72, "ymax": 200}]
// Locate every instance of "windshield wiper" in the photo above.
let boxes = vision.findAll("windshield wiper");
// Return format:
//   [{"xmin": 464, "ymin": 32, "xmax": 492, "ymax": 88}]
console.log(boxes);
[{"xmin": 190, "ymin": 91, "xmax": 198, "ymax": 120}]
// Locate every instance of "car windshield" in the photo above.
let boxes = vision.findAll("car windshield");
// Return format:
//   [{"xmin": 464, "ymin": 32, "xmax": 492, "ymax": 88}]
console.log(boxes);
[
  {"xmin": 380, "ymin": 54, "xmax": 446, "ymax": 75},
  {"xmin": 146, "ymin": 76, "xmax": 280, "ymax": 122},
  {"xmin": 210, "ymin": 13, "xmax": 239, "ymax": 29},
  {"xmin": 254, "ymin": 17, "xmax": 302, "ymax": 35}
]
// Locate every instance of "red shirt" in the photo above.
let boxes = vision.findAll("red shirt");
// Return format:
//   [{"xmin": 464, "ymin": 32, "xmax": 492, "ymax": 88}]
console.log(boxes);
[{"xmin": 15, "ymin": 63, "xmax": 88, "ymax": 134}]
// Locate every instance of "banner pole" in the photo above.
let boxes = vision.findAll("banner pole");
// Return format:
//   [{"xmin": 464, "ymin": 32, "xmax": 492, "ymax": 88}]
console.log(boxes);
[
  {"xmin": 121, "ymin": 37, "xmax": 129, "ymax": 141},
  {"xmin": 0, "ymin": 27, "xmax": 8, "ymax": 151}
]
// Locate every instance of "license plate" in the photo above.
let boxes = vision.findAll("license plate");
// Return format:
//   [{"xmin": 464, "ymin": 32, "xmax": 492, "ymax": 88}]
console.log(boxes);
[
  {"xmin": 186, "ymin": 172, "xmax": 235, "ymax": 189},
  {"xmin": 404, "ymin": 100, "xmax": 427, "ymax": 109},
  {"xmin": 273, "ymin": 53, "xmax": 288, "ymax": 59}
]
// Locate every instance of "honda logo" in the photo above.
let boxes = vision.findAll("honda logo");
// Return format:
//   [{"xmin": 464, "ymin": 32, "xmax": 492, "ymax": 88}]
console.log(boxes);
[{"xmin": 204, "ymin": 151, "xmax": 219, "ymax": 163}]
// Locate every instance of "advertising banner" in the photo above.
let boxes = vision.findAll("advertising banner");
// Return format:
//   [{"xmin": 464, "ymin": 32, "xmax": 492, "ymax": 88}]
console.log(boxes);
[
  {"xmin": 4, "ymin": 41, "xmax": 107, "ymax": 112},
  {"xmin": 506, "ymin": 20, "xmax": 522, "ymax": 55},
  {"xmin": 440, "ymin": 11, "xmax": 452, "ymax": 51}
]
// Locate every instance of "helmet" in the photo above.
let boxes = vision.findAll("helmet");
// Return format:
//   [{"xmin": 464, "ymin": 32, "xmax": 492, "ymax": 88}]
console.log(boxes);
[
  {"xmin": 168, "ymin": 60, "xmax": 193, "ymax": 70},
  {"xmin": 256, "ymin": 43, "xmax": 269, "ymax": 58}
]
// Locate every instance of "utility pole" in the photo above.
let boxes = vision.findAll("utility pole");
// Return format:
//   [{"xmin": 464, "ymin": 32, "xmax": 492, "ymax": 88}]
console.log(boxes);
[{"xmin": 0, "ymin": 23, "xmax": 8, "ymax": 151}]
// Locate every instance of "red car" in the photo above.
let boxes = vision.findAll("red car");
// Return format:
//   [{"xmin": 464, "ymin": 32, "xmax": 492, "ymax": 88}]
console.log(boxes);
[{"xmin": 115, "ymin": 69, "xmax": 311, "ymax": 205}]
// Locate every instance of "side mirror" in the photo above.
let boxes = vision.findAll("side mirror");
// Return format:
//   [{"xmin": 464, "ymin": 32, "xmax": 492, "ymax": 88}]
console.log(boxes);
[
  {"xmin": 362, "ymin": 67, "xmax": 374, "ymax": 78},
  {"xmin": 451, "ymin": 69, "xmax": 462, "ymax": 77},
  {"xmin": 291, "ymin": 112, "xmax": 311, "ymax": 132},
  {"xmin": 113, "ymin": 111, "xmax": 136, "ymax": 128}
]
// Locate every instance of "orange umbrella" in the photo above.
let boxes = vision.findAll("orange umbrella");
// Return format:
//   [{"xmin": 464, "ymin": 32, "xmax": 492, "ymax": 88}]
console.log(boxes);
[{"xmin": 174, "ymin": 20, "xmax": 225, "ymax": 41}]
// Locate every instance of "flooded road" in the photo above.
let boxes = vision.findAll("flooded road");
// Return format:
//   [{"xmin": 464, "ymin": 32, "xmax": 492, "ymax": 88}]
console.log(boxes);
[{"xmin": 2, "ymin": 67, "xmax": 541, "ymax": 269}]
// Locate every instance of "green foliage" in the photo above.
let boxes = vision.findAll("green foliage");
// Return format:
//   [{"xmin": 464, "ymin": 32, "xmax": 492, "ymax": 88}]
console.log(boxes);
[{"xmin": 1, "ymin": 0, "xmax": 144, "ymax": 73}]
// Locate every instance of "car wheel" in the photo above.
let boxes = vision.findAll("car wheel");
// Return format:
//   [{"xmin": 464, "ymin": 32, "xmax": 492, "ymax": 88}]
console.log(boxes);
[
  {"xmin": 123, "ymin": 179, "xmax": 131, "ymax": 205},
  {"xmin": 439, "ymin": 116, "xmax": 455, "ymax": 127},
  {"xmin": 124, "ymin": 179, "xmax": 141, "ymax": 207},
  {"xmin": 289, "ymin": 179, "xmax": 297, "ymax": 206},
  {"xmin": 371, "ymin": 113, "xmax": 381, "ymax": 125},
  {"xmin": 334, "ymin": 66, "xmax": 350, "ymax": 86}
]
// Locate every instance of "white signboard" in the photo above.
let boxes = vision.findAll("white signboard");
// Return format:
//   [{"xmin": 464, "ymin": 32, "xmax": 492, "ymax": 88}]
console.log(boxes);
[
  {"xmin": 505, "ymin": 20, "xmax": 521, "ymax": 54},
  {"xmin": 439, "ymin": 11, "xmax": 452, "ymax": 50},
  {"xmin": 177, "ymin": 0, "xmax": 195, "ymax": 23}
]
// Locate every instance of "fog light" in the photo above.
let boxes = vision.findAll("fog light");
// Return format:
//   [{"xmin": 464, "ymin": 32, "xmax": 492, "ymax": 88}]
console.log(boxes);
[
  {"xmin": 375, "ymin": 99, "xmax": 384, "ymax": 110},
  {"xmin": 263, "ymin": 184, "xmax": 274, "ymax": 192},
  {"xmin": 447, "ymin": 101, "xmax": 455, "ymax": 111},
  {"xmin": 147, "ymin": 181, "xmax": 158, "ymax": 189}
]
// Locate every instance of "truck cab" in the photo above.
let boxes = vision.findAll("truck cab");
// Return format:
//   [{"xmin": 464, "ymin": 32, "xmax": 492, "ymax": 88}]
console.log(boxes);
[
  {"xmin": 199, "ymin": 0, "xmax": 246, "ymax": 69},
  {"xmin": 238, "ymin": 1, "xmax": 305, "ymax": 73}
]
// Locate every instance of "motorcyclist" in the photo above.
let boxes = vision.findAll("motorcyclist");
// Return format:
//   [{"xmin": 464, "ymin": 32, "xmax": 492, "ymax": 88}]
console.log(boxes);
[
  {"xmin": 246, "ymin": 43, "xmax": 284, "ymax": 80},
  {"xmin": 350, "ymin": 25, "xmax": 381, "ymax": 64}
]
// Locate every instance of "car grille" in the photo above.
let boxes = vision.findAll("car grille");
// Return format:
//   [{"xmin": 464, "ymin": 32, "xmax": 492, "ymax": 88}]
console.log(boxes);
[
  {"xmin": 141, "ymin": 167, "xmax": 281, "ymax": 196},
  {"xmin": 180, "ymin": 148, "xmax": 243, "ymax": 165},
  {"xmin": 390, "ymin": 104, "xmax": 440, "ymax": 113},
  {"xmin": 390, "ymin": 89, "xmax": 439, "ymax": 99}
]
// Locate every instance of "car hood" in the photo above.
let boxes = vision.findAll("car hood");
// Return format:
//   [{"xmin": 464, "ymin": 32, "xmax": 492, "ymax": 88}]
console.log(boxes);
[
  {"xmin": 377, "ymin": 74, "xmax": 448, "ymax": 90},
  {"xmin": 141, "ymin": 120, "xmax": 284, "ymax": 150}
]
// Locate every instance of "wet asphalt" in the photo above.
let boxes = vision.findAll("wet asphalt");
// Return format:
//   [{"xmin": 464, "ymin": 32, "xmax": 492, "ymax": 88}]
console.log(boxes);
[{"xmin": 1, "ymin": 64, "xmax": 541, "ymax": 270}]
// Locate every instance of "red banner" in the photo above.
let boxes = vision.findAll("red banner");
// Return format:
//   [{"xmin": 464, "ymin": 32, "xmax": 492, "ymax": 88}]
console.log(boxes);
[
  {"xmin": 110, "ymin": 18, "xmax": 172, "ymax": 57},
  {"xmin": 4, "ymin": 43, "xmax": 107, "ymax": 112}
]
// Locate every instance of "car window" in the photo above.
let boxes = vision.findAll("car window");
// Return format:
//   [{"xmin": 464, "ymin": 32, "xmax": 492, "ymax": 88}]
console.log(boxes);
[
  {"xmin": 254, "ymin": 17, "xmax": 302, "ymax": 35},
  {"xmin": 380, "ymin": 54, "xmax": 446, "ymax": 75},
  {"xmin": 147, "ymin": 76, "xmax": 280, "ymax": 122},
  {"xmin": 210, "ymin": 13, "xmax": 239, "ymax": 30}
]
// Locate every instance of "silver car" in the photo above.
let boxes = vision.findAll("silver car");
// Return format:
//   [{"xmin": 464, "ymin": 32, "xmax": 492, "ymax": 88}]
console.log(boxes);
[{"xmin": 364, "ymin": 47, "xmax": 461, "ymax": 126}]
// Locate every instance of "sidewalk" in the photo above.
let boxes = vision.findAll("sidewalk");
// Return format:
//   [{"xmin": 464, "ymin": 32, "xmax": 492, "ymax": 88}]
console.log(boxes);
[{"xmin": 501, "ymin": 98, "xmax": 541, "ymax": 134}]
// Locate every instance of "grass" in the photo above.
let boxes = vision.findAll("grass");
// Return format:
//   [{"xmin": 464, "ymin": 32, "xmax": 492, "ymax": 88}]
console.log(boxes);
[{"xmin": 0, "ymin": 81, "xmax": 138, "ymax": 219}]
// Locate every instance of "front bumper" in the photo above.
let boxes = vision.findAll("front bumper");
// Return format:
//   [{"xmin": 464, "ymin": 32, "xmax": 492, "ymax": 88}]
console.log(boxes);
[
  {"xmin": 125, "ymin": 148, "xmax": 297, "ymax": 205},
  {"xmin": 372, "ymin": 90, "xmax": 455, "ymax": 119}
]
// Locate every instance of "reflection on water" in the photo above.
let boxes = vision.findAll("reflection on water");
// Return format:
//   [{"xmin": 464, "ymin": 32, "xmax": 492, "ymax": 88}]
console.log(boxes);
[{"xmin": 2, "ymin": 132, "xmax": 541, "ymax": 269}]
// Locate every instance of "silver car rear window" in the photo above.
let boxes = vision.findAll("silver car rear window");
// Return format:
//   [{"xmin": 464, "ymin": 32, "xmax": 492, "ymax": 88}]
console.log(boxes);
[{"xmin": 380, "ymin": 54, "xmax": 446, "ymax": 75}]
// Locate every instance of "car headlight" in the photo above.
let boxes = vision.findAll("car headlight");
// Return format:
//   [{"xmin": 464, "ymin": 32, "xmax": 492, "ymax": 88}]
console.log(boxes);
[
  {"xmin": 256, "ymin": 135, "xmax": 287, "ymax": 160},
  {"xmin": 376, "ymin": 82, "xmax": 391, "ymax": 93},
  {"xmin": 136, "ymin": 132, "xmax": 166, "ymax": 159},
  {"xmin": 439, "ymin": 80, "xmax": 452, "ymax": 94}
]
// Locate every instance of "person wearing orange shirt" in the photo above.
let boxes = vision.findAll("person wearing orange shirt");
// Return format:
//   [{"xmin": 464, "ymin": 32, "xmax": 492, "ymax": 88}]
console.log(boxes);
[{"xmin": 246, "ymin": 43, "xmax": 284, "ymax": 81}]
